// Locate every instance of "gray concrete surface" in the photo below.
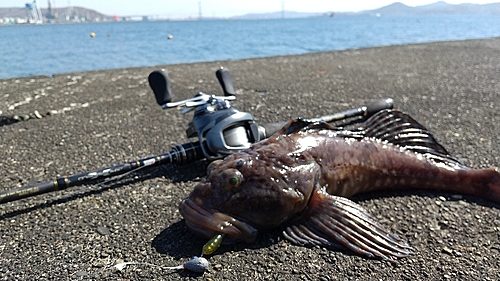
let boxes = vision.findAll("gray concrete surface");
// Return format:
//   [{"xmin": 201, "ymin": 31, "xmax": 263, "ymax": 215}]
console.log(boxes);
[{"xmin": 0, "ymin": 38, "xmax": 499, "ymax": 280}]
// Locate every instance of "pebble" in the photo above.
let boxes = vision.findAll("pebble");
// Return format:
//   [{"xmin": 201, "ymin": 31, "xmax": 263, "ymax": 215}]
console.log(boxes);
[
  {"xmin": 96, "ymin": 226, "xmax": 111, "ymax": 235},
  {"xmin": 442, "ymin": 247, "xmax": 453, "ymax": 255},
  {"xmin": 213, "ymin": 264, "xmax": 223, "ymax": 270},
  {"xmin": 34, "ymin": 110, "xmax": 42, "ymax": 119},
  {"xmin": 74, "ymin": 271, "xmax": 88, "ymax": 276}
]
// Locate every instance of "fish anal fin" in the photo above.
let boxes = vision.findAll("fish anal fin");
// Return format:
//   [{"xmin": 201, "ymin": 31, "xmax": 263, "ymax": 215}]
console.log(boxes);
[{"xmin": 283, "ymin": 189, "xmax": 413, "ymax": 261}]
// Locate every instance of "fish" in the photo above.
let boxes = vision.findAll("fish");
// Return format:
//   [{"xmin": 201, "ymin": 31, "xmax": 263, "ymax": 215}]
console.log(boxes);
[{"xmin": 179, "ymin": 109, "xmax": 500, "ymax": 261}]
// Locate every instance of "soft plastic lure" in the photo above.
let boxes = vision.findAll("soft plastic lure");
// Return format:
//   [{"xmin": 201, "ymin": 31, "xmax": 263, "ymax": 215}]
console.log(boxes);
[{"xmin": 202, "ymin": 233, "xmax": 225, "ymax": 255}]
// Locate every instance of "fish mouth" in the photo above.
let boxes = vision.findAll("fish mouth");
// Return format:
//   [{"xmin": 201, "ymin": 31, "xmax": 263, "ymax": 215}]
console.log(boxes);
[{"xmin": 179, "ymin": 198, "xmax": 258, "ymax": 244}]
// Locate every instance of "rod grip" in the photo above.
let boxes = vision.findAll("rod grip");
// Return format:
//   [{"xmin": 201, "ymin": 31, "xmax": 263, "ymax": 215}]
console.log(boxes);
[
  {"xmin": 0, "ymin": 181, "xmax": 57, "ymax": 204},
  {"xmin": 365, "ymin": 98, "xmax": 394, "ymax": 117}
]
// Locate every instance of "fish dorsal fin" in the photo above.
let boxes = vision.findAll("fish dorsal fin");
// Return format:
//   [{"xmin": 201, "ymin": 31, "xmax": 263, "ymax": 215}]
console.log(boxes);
[
  {"xmin": 276, "ymin": 118, "xmax": 335, "ymax": 136},
  {"xmin": 360, "ymin": 110, "xmax": 466, "ymax": 169},
  {"xmin": 283, "ymin": 188, "xmax": 413, "ymax": 261}
]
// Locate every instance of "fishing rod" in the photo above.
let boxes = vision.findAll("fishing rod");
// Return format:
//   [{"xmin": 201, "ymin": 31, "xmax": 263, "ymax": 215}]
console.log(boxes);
[{"xmin": 0, "ymin": 67, "xmax": 393, "ymax": 204}]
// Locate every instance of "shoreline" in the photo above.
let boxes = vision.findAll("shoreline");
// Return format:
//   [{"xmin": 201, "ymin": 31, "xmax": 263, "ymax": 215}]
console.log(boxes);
[
  {"xmin": 0, "ymin": 38, "xmax": 499, "ymax": 280},
  {"xmin": 1, "ymin": 36, "xmax": 500, "ymax": 81}
]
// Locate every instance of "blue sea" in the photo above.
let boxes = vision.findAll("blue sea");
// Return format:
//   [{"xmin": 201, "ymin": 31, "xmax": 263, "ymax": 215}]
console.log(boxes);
[{"xmin": 1, "ymin": 15, "xmax": 500, "ymax": 79}]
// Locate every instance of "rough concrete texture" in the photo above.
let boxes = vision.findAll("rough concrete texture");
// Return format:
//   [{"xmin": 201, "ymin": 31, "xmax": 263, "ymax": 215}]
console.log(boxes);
[{"xmin": 0, "ymin": 38, "xmax": 499, "ymax": 280}]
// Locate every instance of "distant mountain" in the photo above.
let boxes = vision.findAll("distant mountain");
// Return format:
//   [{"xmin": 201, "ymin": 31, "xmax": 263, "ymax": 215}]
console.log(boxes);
[
  {"xmin": 230, "ymin": 11, "xmax": 327, "ymax": 20},
  {"xmin": 367, "ymin": 2, "xmax": 416, "ymax": 15},
  {"xmin": 360, "ymin": 1, "xmax": 500, "ymax": 15},
  {"xmin": 228, "ymin": 1, "xmax": 500, "ymax": 19}
]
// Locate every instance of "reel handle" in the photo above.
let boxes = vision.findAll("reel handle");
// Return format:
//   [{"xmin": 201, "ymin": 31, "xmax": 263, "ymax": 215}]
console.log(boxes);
[
  {"xmin": 216, "ymin": 67, "xmax": 236, "ymax": 96},
  {"xmin": 148, "ymin": 69, "xmax": 173, "ymax": 106}
]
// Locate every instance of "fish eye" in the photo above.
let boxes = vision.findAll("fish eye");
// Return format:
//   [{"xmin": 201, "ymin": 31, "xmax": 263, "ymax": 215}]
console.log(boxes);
[
  {"xmin": 229, "ymin": 176, "xmax": 240, "ymax": 187},
  {"xmin": 219, "ymin": 169, "xmax": 244, "ymax": 193}
]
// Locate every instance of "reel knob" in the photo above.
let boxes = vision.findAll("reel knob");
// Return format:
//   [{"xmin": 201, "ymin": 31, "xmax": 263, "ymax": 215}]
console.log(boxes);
[
  {"xmin": 148, "ymin": 69, "xmax": 173, "ymax": 106},
  {"xmin": 216, "ymin": 67, "xmax": 236, "ymax": 96}
]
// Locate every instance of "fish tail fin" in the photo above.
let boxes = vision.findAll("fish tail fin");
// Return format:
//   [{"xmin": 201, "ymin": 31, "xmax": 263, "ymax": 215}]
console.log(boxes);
[
  {"xmin": 467, "ymin": 168, "xmax": 500, "ymax": 203},
  {"xmin": 491, "ymin": 169, "xmax": 500, "ymax": 201},
  {"xmin": 283, "ymin": 189, "xmax": 413, "ymax": 262},
  {"xmin": 406, "ymin": 167, "xmax": 500, "ymax": 204}
]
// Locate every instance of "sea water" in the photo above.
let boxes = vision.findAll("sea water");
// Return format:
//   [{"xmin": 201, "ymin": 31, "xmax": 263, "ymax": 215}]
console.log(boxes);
[{"xmin": 1, "ymin": 15, "xmax": 500, "ymax": 79}]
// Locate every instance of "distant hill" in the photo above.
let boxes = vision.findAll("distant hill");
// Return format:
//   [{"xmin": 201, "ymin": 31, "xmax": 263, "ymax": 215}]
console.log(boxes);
[
  {"xmin": 359, "ymin": 1, "xmax": 500, "ymax": 15},
  {"xmin": 229, "ymin": 1, "xmax": 500, "ymax": 20},
  {"xmin": 230, "ymin": 11, "xmax": 328, "ymax": 20}
]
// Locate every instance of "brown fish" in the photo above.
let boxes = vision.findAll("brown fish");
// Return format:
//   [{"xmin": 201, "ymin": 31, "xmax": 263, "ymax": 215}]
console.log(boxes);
[{"xmin": 180, "ymin": 109, "xmax": 500, "ymax": 261}]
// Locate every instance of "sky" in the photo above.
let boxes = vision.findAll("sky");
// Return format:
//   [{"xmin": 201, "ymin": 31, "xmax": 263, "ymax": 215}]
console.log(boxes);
[{"xmin": 2, "ymin": 0, "xmax": 500, "ymax": 17}]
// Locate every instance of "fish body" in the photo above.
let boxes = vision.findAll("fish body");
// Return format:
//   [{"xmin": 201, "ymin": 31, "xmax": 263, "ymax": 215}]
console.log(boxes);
[{"xmin": 180, "ymin": 110, "xmax": 500, "ymax": 261}]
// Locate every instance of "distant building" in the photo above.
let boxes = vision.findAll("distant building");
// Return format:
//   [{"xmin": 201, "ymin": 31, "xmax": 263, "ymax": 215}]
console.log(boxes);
[{"xmin": 0, "ymin": 5, "xmax": 113, "ymax": 25}]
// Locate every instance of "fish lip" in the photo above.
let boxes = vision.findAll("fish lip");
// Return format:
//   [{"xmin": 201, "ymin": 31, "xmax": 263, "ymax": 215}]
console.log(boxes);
[{"xmin": 179, "ymin": 198, "xmax": 258, "ymax": 243}]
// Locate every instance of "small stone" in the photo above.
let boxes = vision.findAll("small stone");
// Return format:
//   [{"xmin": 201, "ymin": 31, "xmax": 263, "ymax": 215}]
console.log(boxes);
[
  {"xmin": 34, "ymin": 110, "xmax": 43, "ymax": 119},
  {"xmin": 442, "ymin": 247, "xmax": 453, "ymax": 255},
  {"xmin": 214, "ymin": 264, "xmax": 223, "ymax": 270},
  {"xmin": 96, "ymin": 226, "xmax": 111, "ymax": 235},
  {"xmin": 74, "ymin": 270, "xmax": 88, "ymax": 276}
]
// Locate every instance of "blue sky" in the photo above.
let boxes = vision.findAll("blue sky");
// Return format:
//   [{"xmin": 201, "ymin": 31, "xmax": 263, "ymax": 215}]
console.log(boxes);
[{"xmin": 1, "ymin": 1, "xmax": 499, "ymax": 17}]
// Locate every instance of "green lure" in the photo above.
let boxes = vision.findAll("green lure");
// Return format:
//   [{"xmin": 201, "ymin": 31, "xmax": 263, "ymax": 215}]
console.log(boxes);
[{"xmin": 202, "ymin": 233, "xmax": 225, "ymax": 255}]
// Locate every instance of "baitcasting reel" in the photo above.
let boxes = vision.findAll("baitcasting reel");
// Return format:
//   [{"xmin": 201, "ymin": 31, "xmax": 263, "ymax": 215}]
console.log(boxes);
[{"xmin": 148, "ymin": 67, "xmax": 262, "ymax": 161}]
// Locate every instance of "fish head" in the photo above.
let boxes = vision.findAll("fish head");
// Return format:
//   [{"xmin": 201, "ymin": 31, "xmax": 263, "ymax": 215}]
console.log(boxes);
[{"xmin": 179, "ymin": 148, "xmax": 320, "ymax": 243}]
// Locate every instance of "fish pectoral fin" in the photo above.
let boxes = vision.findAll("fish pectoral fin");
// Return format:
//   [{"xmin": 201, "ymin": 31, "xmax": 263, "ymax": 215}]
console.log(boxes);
[{"xmin": 283, "ymin": 189, "xmax": 413, "ymax": 261}]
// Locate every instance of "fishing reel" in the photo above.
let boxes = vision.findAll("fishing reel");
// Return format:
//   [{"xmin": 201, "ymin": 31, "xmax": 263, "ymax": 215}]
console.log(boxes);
[{"xmin": 148, "ymin": 67, "xmax": 262, "ymax": 161}]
